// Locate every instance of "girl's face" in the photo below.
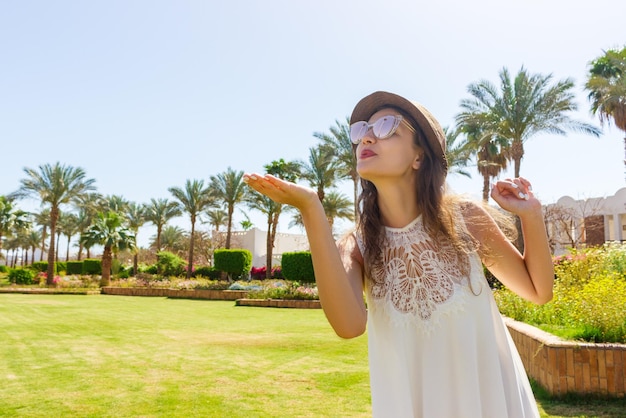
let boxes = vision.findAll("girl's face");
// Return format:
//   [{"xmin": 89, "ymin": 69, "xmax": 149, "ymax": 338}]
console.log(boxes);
[{"xmin": 355, "ymin": 108, "xmax": 423, "ymax": 183}]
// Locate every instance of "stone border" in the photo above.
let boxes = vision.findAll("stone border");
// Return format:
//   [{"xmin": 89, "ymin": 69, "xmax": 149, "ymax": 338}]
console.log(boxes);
[
  {"xmin": 505, "ymin": 317, "xmax": 625, "ymax": 397},
  {"xmin": 100, "ymin": 287, "xmax": 248, "ymax": 300},
  {"xmin": 0, "ymin": 288, "xmax": 100, "ymax": 295},
  {"xmin": 236, "ymin": 298, "xmax": 322, "ymax": 309}
]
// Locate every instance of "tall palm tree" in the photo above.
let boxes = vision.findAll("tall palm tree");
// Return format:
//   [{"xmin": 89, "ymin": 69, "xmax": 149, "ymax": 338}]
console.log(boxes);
[
  {"xmin": 168, "ymin": 179, "xmax": 214, "ymax": 278},
  {"xmin": 209, "ymin": 167, "xmax": 246, "ymax": 249},
  {"xmin": 457, "ymin": 67, "xmax": 602, "ymax": 179},
  {"xmin": 314, "ymin": 118, "xmax": 358, "ymax": 216},
  {"xmin": 13, "ymin": 163, "xmax": 96, "ymax": 284},
  {"xmin": 32, "ymin": 209, "xmax": 50, "ymax": 261},
  {"xmin": 82, "ymin": 211, "xmax": 135, "ymax": 286},
  {"xmin": 102, "ymin": 194, "xmax": 129, "ymax": 214},
  {"xmin": 443, "ymin": 127, "xmax": 472, "ymax": 179},
  {"xmin": 585, "ymin": 47, "xmax": 626, "ymax": 174},
  {"xmin": 0, "ymin": 196, "xmax": 30, "ymax": 262},
  {"xmin": 245, "ymin": 190, "xmax": 283, "ymax": 277},
  {"xmin": 25, "ymin": 229, "xmax": 42, "ymax": 266},
  {"xmin": 74, "ymin": 193, "xmax": 103, "ymax": 259},
  {"xmin": 204, "ymin": 209, "xmax": 228, "ymax": 234},
  {"xmin": 321, "ymin": 190, "xmax": 354, "ymax": 232},
  {"xmin": 144, "ymin": 198, "xmax": 181, "ymax": 252},
  {"xmin": 456, "ymin": 122, "xmax": 509, "ymax": 201},
  {"xmin": 58, "ymin": 212, "xmax": 80, "ymax": 261},
  {"xmin": 125, "ymin": 202, "xmax": 146, "ymax": 276},
  {"xmin": 152, "ymin": 225, "xmax": 186, "ymax": 255},
  {"xmin": 299, "ymin": 145, "xmax": 339, "ymax": 202}
]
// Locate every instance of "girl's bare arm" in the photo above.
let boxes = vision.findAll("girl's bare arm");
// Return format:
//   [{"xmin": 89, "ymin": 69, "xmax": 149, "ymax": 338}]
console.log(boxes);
[{"xmin": 243, "ymin": 173, "xmax": 367, "ymax": 338}]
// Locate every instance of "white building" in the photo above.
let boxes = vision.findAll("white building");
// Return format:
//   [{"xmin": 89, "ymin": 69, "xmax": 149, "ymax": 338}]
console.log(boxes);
[
  {"xmin": 228, "ymin": 227, "xmax": 310, "ymax": 267},
  {"xmin": 545, "ymin": 188, "xmax": 626, "ymax": 254}
]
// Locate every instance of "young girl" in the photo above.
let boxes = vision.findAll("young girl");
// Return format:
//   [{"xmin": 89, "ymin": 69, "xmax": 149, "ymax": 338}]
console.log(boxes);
[{"xmin": 243, "ymin": 91, "xmax": 554, "ymax": 418}]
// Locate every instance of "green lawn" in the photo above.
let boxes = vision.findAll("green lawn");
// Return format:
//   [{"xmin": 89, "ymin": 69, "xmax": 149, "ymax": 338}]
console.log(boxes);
[{"xmin": 0, "ymin": 294, "xmax": 624, "ymax": 417}]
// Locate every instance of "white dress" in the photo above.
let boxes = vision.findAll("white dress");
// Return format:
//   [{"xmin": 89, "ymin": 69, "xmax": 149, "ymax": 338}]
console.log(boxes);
[{"xmin": 356, "ymin": 216, "xmax": 539, "ymax": 418}]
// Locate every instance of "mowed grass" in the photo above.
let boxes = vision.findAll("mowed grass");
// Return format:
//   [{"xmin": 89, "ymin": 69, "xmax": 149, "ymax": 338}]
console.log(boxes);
[
  {"xmin": 0, "ymin": 295, "xmax": 370, "ymax": 417},
  {"xmin": 1, "ymin": 294, "xmax": 625, "ymax": 417}
]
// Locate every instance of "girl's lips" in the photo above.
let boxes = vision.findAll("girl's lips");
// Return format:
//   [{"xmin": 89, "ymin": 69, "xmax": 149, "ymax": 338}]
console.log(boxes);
[{"xmin": 360, "ymin": 149, "xmax": 376, "ymax": 159}]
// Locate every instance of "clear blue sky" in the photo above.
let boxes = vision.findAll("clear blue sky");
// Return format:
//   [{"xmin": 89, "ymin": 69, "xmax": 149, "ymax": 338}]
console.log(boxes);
[{"xmin": 1, "ymin": 0, "xmax": 625, "ymax": 248}]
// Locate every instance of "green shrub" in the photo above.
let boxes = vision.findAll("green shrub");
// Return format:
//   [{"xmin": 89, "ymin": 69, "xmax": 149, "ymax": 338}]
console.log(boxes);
[
  {"xmin": 156, "ymin": 251, "xmax": 185, "ymax": 277},
  {"xmin": 141, "ymin": 264, "xmax": 158, "ymax": 275},
  {"xmin": 117, "ymin": 270, "xmax": 130, "ymax": 279},
  {"xmin": 66, "ymin": 261, "xmax": 83, "ymax": 275},
  {"xmin": 496, "ymin": 244, "xmax": 626, "ymax": 343},
  {"xmin": 8, "ymin": 268, "xmax": 35, "ymax": 285},
  {"xmin": 214, "ymin": 249, "xmax": 252, "ymax": 280},
  {"xmin": 193, "ymin": 266, "xmax": 221, "ymax": 279},
  {"xmin": 82, "ymin": 259, "xmax": 102, "ymax": 275},
  {"xmin": 31, "ymin": 261, "xmax": 54, "ymax": 273},
  {"xmin": 281, "ymin": 252, "xmax": 315, "ymax": 283},
  {"xmin": 0, "ymin": 265, "xmax": 8, "ymax": 273}
]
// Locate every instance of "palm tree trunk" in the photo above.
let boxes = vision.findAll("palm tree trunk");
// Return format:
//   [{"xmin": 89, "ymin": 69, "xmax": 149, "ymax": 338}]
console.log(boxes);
[
  {"xmin": 186, "ymin": 220, "xmax": 195, "ymax": 279},
  {"xmin": 100, "ymin": 246, "xmax": 112, "ymax": 287},
  {"xmin": 265, "ymin": 219, "xmax": 273, "ymax": 279},
  {"xmin": 226, "ymin": 207, "xmax": 234, "ymax": 249},
  {"xmin": 47, "ymin": 207, "xmax": 58, "ymax": 286},
  {"xmin": 66, "ymin": 234, "xmax": 71, "ymax": 261},
  {"xmin": 482, "ymin": 174, "xmax": 490, "ymax": 202},
  {"xmin": 40, "ymin": 226, "xmax": 47, "ymax": 262}
]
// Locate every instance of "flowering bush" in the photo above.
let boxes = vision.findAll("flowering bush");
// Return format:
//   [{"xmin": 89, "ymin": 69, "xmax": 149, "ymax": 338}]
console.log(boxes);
[
  {"xmin": 250, "ymin": 266, "xmax": 283, "ymax": 280},
  {"xmin": 495, "ymin": 243, "xmax": 626, "ymax": 343},
  {"xmin": 246, "ymin": 280, "xmax": 319, "ymax": 300}
]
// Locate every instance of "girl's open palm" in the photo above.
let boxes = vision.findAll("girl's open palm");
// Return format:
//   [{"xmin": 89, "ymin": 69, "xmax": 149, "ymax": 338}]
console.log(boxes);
[{"xmin": 243, "ymin": 174, "xmax": 319, "ymax": 210}]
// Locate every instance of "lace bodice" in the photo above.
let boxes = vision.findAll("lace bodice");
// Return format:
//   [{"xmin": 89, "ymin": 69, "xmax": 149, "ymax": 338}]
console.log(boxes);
[{"xmin": 357, "ymin": 216, "xmax": 480, "ymax": 332}]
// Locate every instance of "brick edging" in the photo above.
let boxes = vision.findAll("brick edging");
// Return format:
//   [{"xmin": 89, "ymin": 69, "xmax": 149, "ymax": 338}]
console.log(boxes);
[
  {"xmin": 504, "ymin": 317, "xmax": 625, "ymax": 397},
  {"xmin": 235, "ymin": 298, "xmax": 322, "ymax": 309}
]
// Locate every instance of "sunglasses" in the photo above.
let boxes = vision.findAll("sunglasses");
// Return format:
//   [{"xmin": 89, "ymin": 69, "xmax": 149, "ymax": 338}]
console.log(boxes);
[{"xmin": 349, "ymin": 115, "xmax": 416, "ymax": 145}]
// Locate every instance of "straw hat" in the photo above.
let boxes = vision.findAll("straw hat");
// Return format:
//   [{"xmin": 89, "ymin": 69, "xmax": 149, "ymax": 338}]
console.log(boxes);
[{"xmin": 350, "ymin": 91, "xmax": 448, "ymax": 169}]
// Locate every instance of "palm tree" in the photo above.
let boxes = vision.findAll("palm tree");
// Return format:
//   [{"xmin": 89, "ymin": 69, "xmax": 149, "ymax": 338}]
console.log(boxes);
[
  {"xmin": 585, "ymin": 47, "xmax": 626, "ymax": 174},
  {"xmin": 443, "ymin": 127, "xmax": 472, "ymax": 179},
  {"xmin": 32, "ymin": 209, "xmax": 50, "ymax": 261},
  {"xmin": 82, "ymin": 211, "xmax": 135, "ymax": 286},
  {"xmin": 125, "ymin": 202, "xmax": 146, "ymax": 276},
  {"xmin": 58, "ymin": 212, "xmax": 80, "ymax": 261},
  {"xmin": 0, "ymin": 196, "xmax": 30, "ymax": 262},
  {"xmin": 299, "ymin": 145, "xmax": 339, "ymax": 202},
  {"xmin": 209, "ymin": 167, "xmax": 246, "ymax": 249},
  {"xmin": 25, "ymin": 229, "xmax": 42, "ymax": 265},
  {"xmin": 13, "ymin": 163, "xmax": 96, "ymax": 284},
  {"xmin": 102, "ymin": 194, "xmax": 129, "ymax": 214},
  {"xmin": 169, "ymin": 179, "xmax": 214, "ymax": 278},
  {"xmin": 314, "ymin": 118, "xmax": 358, "ymax": 216},
  {"xmin": 456, "ymin": 122, "xmax": 509, "ymax": 201},
  {"xmin": 320, "ymin": 190, "xmax": 354, "ymax": 232},
  {"xmin": 457, "ymin": 67, "xmax": 602, "ymax": 179},
  {"xmin": 245, "ymin": 191, "xmax": 283, "ymax": 277},
  {"xmin": 152, "ymin": 225, "xmax": 186, "ymax": 255},
  {"xmin": 144, "ymin": 198, "xmax": 181, "ymax": 252},
  {"xmin": 74, "ymin": 193, "xmax": 103, "ymax": 259}
]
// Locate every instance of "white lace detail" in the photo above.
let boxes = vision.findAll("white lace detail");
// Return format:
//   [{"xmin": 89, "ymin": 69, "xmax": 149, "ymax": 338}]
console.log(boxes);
[{"xmin": 357, "ymin": 216, "xmax": 482, "ymax": 333}]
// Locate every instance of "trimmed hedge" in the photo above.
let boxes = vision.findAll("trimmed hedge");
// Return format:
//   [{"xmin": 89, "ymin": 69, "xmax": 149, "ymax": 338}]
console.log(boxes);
[
  {"xmin": 82, "ymin": 259, "xmax": 102, "ymax": 275},
  {"xmin": 214, "ymin": 249, "xmax": 252, "ymax": 280},
  {"xmin": 193, "ymin": 266, "xmax": 221, "ymax": 279},
  {"xmin": 66, "ymin": 261, "xmax": 83, "ymax": 275},
  {"xmin": 281, "ymin": 251, "xmax": 315, "ymax": 283},
  {"xmin": 31, "ymin": 261, "xmax": 58, "ymax": 274}
]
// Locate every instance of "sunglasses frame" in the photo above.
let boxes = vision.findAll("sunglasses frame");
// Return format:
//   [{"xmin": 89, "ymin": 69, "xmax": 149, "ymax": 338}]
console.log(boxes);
[{"xmin": 349, "ymin": 115, "xmax": 416, "ymax": 145}]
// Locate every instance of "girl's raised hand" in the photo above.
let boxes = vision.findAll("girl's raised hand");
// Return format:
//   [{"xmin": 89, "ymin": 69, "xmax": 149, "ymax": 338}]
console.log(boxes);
[
  {"xmin": 490, "ymin": 177, "xmax": 541, "ymax": 216},
  {"xmin": 243, "ymin": 173, "xmax": 319, "ymax": 210}
]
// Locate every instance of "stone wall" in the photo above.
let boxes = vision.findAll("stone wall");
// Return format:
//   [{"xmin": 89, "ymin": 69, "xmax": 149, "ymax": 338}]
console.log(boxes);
[{"xmin": 505, "ymin": 317, "xmax": 625, "ymax": 397}]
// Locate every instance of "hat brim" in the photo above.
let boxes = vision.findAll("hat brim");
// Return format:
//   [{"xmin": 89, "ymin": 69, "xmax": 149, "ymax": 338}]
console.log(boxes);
[{"xmin": 350, "ymin": 91, "xmax": 447, "ymax": 165}]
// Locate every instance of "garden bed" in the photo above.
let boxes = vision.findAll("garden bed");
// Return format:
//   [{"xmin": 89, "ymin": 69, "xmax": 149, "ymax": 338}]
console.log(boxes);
[
  {"xmin": 101, "ymin": 287, "xmax": 248, "ymax": 300},
  {"xmin": 0, "ymin": 287, "xmax": 100, "ymax": 295},
  {"xmin": 236, "ymin": 298, "xmax": 322, "ymax": 309},
  {"xmin": 505, "ymin": 317, "xmax": 625, "ymax": 398}
]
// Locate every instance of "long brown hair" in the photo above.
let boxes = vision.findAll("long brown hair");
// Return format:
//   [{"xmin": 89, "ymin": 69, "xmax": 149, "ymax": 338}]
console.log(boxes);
[{"xmin": 355, "ymin": 105, "xmax": 471, "ymax": 272}]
